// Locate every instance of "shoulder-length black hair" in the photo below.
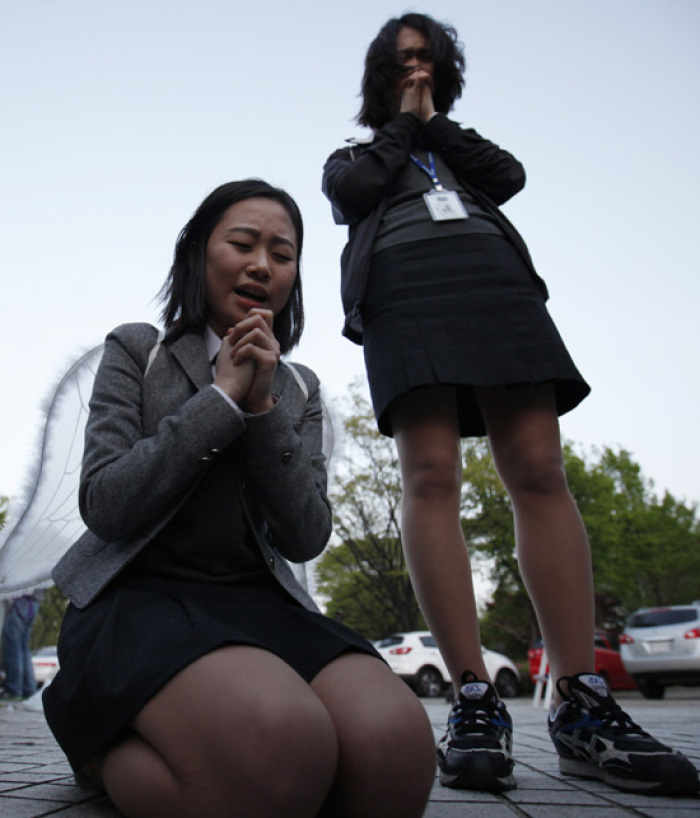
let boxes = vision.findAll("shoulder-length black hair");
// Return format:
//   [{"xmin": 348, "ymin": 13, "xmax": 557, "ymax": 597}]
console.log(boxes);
[
  {"xmin": 159, "ymin": 179, "xmax": 304, "ymax": 354},
  {"xmin": 358, "ymin": 13, "xmax": 466, "ymax": 130}
]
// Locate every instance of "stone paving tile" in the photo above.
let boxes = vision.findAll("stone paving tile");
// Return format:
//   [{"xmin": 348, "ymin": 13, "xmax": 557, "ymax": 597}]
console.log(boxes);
[
  {"xmin": 424, "ymin": 802, "xmax": 517, "ymax": 817},
  {"xmin": 8, "ymin": 782, "xmax": 98, "ymax": 803},
  {"xmin": 512, "ymin": 808, "xmax": 643, "ymax": 817},
  {"xmin": 46, "ymin": 803, "xmax": 124, "ymax": 818},
  {"xmin": 1, "ymin": 692, "xmax": 699, "ymax": 816}
]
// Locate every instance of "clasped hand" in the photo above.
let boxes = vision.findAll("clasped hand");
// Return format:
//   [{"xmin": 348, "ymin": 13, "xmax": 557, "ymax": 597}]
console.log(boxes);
[
  {"xmin": 214, "ymin": 308, "xmax": 278, "ymax": 414},
  {"xmin": 399, "ymin": 68, "xmax": 435, "ymax": 123}
]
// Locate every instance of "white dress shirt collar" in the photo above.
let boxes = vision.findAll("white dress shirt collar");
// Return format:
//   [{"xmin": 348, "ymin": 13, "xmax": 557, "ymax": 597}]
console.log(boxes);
[{"xmin": 204, "ymin": 325, "xmax": 223, "ymax": 366}]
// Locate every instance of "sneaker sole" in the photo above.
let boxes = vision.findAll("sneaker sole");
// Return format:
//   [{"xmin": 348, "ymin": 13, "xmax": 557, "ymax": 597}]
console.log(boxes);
[
  {"xmin": 439, "ymin": 767, "xmax": 517, "ymax": 792},
  {"xmin": 559, "ymin": 757, "xmax": 700, "ymax": 796}
]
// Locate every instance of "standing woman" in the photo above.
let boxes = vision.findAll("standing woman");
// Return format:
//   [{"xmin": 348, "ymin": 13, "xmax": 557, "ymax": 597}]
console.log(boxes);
[
  {"xmin": 43, "ymin": 179, "xmax": 436, "ymax": 818},
  {"xmin": 323, "ymin": 13, "xmax": 698, "ymax": 797}
]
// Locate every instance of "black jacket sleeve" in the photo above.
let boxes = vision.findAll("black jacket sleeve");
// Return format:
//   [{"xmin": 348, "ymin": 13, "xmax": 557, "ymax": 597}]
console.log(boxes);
[
  {"xmin": 322, "ymin": 113, "xmax": 422, "ymax": 225},
  {"xmin": 422, "ymin": 114, "xmax": 526, "ymax": 205},
  {"xmin": 323, "ymin": 113, "xmax": 527, "ymax": 225}
]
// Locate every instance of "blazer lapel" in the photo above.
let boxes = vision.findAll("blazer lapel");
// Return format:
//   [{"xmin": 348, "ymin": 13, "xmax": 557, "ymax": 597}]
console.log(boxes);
[{"xmin": 168, "ymin": 331, "xmax": 212, "ymax": 389}]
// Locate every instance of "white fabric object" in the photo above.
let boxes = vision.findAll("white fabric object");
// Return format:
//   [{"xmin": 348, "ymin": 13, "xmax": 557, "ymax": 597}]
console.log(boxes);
[
  {"xmin": 0, "ymin": 345, "xmax": 104, "ymax": 599},
  {"xmin": 0, "ymin": 340, "xmax": 335, "ymax": 602}
]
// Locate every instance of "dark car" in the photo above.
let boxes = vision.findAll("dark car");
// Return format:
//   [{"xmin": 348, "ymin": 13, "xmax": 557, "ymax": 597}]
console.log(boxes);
[{"xmin": 528, "ymin": 631, "xmax": 636, "ymax": 691}]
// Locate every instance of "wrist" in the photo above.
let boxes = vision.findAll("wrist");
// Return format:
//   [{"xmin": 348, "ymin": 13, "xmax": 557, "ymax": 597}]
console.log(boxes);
[{"xmin": 244, "ymin": 395, "xmax": 276, "ymax": 415}]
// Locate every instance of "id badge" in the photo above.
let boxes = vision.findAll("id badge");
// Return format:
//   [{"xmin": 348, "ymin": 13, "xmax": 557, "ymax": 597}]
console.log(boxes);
[{"xmin": 423, "ymin": 189, "xmax": 469, "ymax": 221}]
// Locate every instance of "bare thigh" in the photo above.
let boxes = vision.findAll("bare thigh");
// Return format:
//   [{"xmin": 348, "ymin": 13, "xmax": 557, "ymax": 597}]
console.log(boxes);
[
  {"xmin": 101, "ymin": 645, "xmax": 338, "ymax": 818},
  {"xmin": 475, "ymin": 383, "xmax": 568, "ymax": 495},
  {"xmin": 390, "ymin": 386, "xmax": 462, "ymax": 494}
]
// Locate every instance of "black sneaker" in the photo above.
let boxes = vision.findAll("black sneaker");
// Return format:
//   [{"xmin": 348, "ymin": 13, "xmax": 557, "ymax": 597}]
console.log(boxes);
[
  {"xmin": 548, "ymin": 672, "xmax": 700, "ymax": 795},
  {"xmin": 437, "ymin": 671, "xmax": 516, "ymax": 791}
]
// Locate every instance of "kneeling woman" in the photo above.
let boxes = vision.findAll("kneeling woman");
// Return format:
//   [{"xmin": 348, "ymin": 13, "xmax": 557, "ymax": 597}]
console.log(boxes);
[{"xmin": 44, "ymin": 180, "xmax": 436, "ymax": 818}]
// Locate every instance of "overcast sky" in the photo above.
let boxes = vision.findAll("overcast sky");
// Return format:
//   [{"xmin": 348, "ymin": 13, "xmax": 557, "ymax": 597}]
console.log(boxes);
[{"xmin": 1, "ymin": 0, "xmax": 698, "ymax": 518}]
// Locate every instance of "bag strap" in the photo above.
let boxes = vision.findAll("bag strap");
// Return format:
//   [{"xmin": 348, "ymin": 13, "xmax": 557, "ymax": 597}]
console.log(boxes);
[
  {"xmin": 283, "ymin": 361, "xmax": 309, "ymax": 400},
  {"xmin": 144, "ymin": 329, "xmax": 166, "ymax": 377}
]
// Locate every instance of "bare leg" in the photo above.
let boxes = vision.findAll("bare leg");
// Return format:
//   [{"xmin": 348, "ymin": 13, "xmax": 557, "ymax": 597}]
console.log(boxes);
[
  {"xmin": 99, "ymin": 646, "xmax": 338, "ymax": 818},
  {"xmin": 477, "ymin": 384, "xmax": 595, "ymax": 693},
  {"xmin": 312, "ymin": 652, "xmax": 436, "ymax": 818},
  {"xmin": 392, "ymin": 386, "xmax": 489, "ymax": 688}
]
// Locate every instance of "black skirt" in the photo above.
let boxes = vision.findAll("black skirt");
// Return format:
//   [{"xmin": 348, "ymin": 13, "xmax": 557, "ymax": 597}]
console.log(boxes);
[
  {"xmin": 362, "ymin": 234, "xmax": 590, "ymax": 436},
  {"xmin": 42, "ymin": 572, "xmax": 380, "ymax": 771}
]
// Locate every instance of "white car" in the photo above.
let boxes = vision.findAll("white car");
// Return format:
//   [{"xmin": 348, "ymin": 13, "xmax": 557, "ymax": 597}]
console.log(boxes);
[
  {"xmin": 31, "ymin": 646, "xmax": 60, "ymax": 686},
  {"xmin": 620, "ymin": 603, "xmax": 700, "ymax": 699},
  {"xmin": 374, "ymin": 631, "xmax": 520, "ymax": 698}
]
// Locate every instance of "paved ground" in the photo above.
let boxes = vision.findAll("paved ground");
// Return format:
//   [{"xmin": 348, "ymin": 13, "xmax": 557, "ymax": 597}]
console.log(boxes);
[{"xmin": 0, "ymin": 689, "xmax": 698, "ymax": 816}]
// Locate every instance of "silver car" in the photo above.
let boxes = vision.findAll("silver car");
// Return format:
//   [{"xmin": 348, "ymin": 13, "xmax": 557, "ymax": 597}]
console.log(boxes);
[{"xmin": 620, "ymin": 603, "xmax": 700, "ymax": 699}]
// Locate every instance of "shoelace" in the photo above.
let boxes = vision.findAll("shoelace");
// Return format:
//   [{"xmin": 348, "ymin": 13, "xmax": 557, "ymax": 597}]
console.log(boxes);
[
  {"xmin": 557, "ymin": 675, "xmax": 651, "ymax": 738},
  {"xmin": 584, "ymin": 699, "xmax": 651, "ymax": 737},
  {"xmin": 450, "ymin": 697, "xmax": 503, "ymax": 736}
]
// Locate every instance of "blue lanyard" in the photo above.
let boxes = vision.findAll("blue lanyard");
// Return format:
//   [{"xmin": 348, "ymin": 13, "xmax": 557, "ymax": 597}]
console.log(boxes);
[{"xmin": 410, "ymin": 151, "xmax": 443, "ymax": 191}]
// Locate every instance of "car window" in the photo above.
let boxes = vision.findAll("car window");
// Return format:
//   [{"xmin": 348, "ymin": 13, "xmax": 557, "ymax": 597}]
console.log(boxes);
[
  {"xmin": 628, "ymin": 608, "xmax": 699, "ymax": 628},
  {"xmin": 375, "ymin": 635, "xmax": 403, "ymax": 648},
  {"xmin": 420, "ymin": 636, "xmax": 437, "ymax": 647}
]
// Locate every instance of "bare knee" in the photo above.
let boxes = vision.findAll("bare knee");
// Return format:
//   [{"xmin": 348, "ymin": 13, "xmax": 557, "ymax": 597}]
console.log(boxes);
[
  {"xmin": 315, "ymin": 657, "xmax": 436, "ymax": 818},
  {"xmin": 401, "ymin": 449, "xmax": 462, "ymax": 500},
  {"xmin": 496, "ymin": 442, "xmax": 569, "ymax": 500}
]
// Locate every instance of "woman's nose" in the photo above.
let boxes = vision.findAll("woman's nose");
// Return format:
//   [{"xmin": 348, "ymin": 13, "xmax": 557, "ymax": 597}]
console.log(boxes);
[{"xmin": 246, "ymin": 255, "xmax": 270, "ymax": 279}]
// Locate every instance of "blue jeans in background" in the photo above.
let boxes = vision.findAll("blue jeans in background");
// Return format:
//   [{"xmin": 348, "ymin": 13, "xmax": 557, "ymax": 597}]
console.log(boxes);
[{"xmin": 1, "ymin": 597, "xmax": 38, "ymax": 698}]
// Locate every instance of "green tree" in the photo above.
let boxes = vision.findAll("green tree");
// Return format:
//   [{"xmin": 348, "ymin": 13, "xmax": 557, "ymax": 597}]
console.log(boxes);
[
  {"xmin": 464, "ymin": 441, "xmax": 700, "ymax": 655},
  {"xmin": 316, "ymin": 384, "xmax": 425, "ymax": 640},
  {"xmin": 569, "ymin": 447, "xmax": 700, "ymax": 628},
  {"xmin": 1, "ymin": 494, "xmax": 68, "ymax": 649},
  {"xmin": 30, "ymin": 587, "xmax": 69, "ymax": 649},
  {"xmin": 317, "ymin": 390, "xmax": 700, "ymax": 657}
]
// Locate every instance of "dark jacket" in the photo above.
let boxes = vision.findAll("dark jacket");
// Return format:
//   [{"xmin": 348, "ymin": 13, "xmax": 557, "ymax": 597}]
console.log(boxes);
[
  {"xmin": 322, "ymin": 112, "xmax": 548, "ymax": 344},
  {"xmin": 52, "ymin": 323, "xmax": 331, "ymax": 610}
]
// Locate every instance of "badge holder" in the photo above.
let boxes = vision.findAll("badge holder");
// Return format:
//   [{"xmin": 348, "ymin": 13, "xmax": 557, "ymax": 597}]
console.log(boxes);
[
  {"xmin": 423, "ymin": 189, "xmax": 469, "ymax": 222},
  {"xmin": 411, "ymin": 150, "xmax": 469, "ymax": 222}
]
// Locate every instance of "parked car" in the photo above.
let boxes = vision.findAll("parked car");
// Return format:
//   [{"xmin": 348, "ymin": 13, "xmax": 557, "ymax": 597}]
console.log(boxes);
[
  {"xmin": 31, "ymin": 646, "xmax": 59, "ymax": 687},
  {"xmin": 374, "ymin": 631, "xmax": 520, "ymax": 698},
  {"xmin": 527, "ymin": 631, "xmax": 636, "ymax": 691},
  {"xmin": 620, "ymin": 603, "xmax": 700, "ymax": 699}
]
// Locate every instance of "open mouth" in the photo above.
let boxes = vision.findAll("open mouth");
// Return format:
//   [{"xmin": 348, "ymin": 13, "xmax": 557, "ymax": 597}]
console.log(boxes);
[{"xmin": 235, "ymin": 287, "xmax": 267, "ymax": 304}]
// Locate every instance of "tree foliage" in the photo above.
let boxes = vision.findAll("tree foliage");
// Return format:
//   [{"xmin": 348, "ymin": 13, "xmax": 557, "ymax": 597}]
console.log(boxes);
[
  {"xmin": 30, "ymin": 586, "xmax": 69, "ymax": 649},
  {"xmin": 1, "ymin": 494, "xmax": 68, "ymax": 649},
  {"xmin": 318, "ymin": 390, "xmax": 700, "ymax": 658},
  {"xmin": 316, "ymin": 384, "xmax": 425, "ymax": 640},
  {"xmin": 464, "ymin": 440, "xmax": 700, "ymax": 657}
]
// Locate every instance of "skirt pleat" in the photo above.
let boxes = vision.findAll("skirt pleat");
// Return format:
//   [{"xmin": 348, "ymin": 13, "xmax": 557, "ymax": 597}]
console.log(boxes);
[{"xmin": 362, "ymin": 234, "xmax": 590, "ymax": 436}]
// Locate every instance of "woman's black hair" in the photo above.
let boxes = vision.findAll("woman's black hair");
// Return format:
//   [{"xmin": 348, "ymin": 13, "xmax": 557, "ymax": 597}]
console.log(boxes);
[
  {"xmin": 358, "ymin": 13, "xmax": 466, "ymax": 130},
  {"xmin": 159, "ymin": 179, "xmax": 304, "ymax": 354}
]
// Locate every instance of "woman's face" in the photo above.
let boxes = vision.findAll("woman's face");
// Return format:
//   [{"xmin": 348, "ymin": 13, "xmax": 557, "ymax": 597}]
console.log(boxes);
[
  {"xmin": 204, "ymin": 197, "xmax": 298, "ymax": 337},
  {"xmin": 396, "ymin": 26, "xmax": 434, "ymax": 86}
]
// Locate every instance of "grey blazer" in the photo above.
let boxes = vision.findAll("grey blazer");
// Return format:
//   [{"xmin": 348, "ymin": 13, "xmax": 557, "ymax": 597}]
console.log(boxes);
[{"xmin": 52, "ymin": 323, "xmax": 332, "ymax": 611}]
